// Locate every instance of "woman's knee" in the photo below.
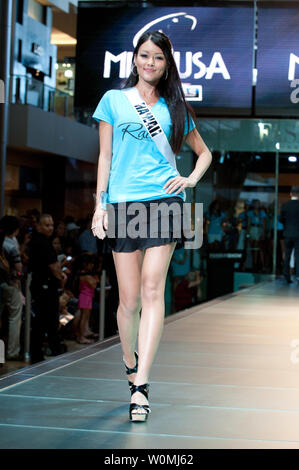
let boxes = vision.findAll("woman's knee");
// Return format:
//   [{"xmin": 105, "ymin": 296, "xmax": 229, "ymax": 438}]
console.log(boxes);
[
  {"xmin": 118, "ymin": 293, "xmax": 141, "ymax": 315},
  {"xmin": 141, "ymin": 277, "xmax": 164, "ymax": 303}
]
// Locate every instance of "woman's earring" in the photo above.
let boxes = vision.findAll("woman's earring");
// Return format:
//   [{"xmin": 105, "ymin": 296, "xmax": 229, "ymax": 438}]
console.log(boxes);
[
  {"xmin": 131, "ymin": 64, "xmax": 138, "ymax": 77},
  {"xmin": 164, "ymin": 69, "xmax": 168, "ymax": 80}
]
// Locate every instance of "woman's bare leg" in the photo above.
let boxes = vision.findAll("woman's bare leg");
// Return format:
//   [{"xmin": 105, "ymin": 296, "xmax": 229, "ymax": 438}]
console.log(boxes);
[
  {"xmin": 131, "ymin": 242, "xmax": 177, "ymax": 414},
  {"xmin": 77, "ymin": 308, "xmax": 93, "ymax": 343},
  {"xmin": 112, "ymin": 249, "xmax": 144, "ymax": 384}
]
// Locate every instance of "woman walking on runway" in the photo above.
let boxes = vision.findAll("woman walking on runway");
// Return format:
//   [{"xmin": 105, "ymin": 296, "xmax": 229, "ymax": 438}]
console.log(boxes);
[{"xmin": 91, "ymin": 30, "xmax": 212, "ymax": 422}]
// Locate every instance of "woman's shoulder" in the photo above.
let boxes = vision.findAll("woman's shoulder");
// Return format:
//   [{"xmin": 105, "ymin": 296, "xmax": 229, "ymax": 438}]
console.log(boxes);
[
  {"xmin": 98, "ymin": 89, "xmax": 126, "ymax": 108},
  {"xmin": 103, "ymin": 89, "xmax": 124, "ymax": 100}
]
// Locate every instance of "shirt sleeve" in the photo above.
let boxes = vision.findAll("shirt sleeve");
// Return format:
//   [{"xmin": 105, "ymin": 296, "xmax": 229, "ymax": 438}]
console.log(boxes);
[
  {"xmin": 9, "ymin": 246, "xmax": 21, "ymax": 265},
  {"xmin": 92, "ymin": 90, "xmax": 114, "ymax": 125},
  {"xmin": 184, "ymin": 111, "xmax": 196, "ymax": 135},
  {"xmin": 3, "ymin": 243, "xmax": 21, "ymax": 266}
]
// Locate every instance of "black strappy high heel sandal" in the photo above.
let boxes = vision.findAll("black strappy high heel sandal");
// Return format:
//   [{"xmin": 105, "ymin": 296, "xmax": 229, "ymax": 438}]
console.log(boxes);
[
  {"xmin": 123, "ymin": 351, "xmax": 138, "ymax": 388},
  {"xmin": 129, "ymin": 383, "xmax": 151, "ymax": 422}
]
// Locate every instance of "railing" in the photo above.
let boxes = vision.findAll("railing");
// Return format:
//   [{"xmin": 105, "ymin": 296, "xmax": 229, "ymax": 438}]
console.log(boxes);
[
  {"xmin": 10, "ymin": 74, "xmax": 81, "ymax": 122},
  {"xmin": 8, "ymin": 75, "xmax": 104, "ymax": 128}
]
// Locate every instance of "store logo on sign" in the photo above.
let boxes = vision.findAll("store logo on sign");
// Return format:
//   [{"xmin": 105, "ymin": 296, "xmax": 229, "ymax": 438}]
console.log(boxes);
[
  {"xmin": 132, "ymin": 12, "xmax": 197, "ymax": 47},
  {"xmin": 103, "ymin": 11, "xmax": 231, "ymax": 99}
]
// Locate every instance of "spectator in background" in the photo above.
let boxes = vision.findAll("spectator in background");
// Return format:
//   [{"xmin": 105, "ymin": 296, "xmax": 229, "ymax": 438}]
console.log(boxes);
[
  {"xmin": 221, "ymin": 218, "xmax": 238, "ymax": 251},
  {"xmin": 0, "ymin": 216, "xmax": 24, "ymax": 360},
  {"xmin": 266, "ymin": 202, "xmax": 284, "ymax": 275},
  {"xmin": 170, "ymin": 247, "xmax": 191, "ymax": 312},
  {"xmin": 65, "ymin": 221, "xmax": 81, "ymax": 256},
  {"xmin": 52, "ymin": 236, "xmax": 73, "ymax": 275},
  {"xmin": 28, "ymin": 213, "xmax": 67, "ymax": 362},
  {"xmin": 233, "ymin": 199, "xmax": 248, "ymax": 251},
  {"xmin": 52, "ymin": 236, "xmax": 63, "ymax": 256},
  {"xmin": 174, "ymin": 270, "xmax": 202, "ymax": 312},
  {"xmin": 26, "ymin": 209, "xmax": 40, "ymax": 234},
  {"xmin": 204, "ymin": 200, "xmax": 227, "ymax": 251},
  {"xmin": 0, "ymin": 228, "xmax": 10, "ymax": 286},
  {"xmin": 72, "ymin": 253, "xmax": 99, "ymax": 344},
  {"xmin": 280, "ymin": 186, "xmax": 299, "ymax": 284},
  {"xmin": 55, "ymin": 220, "xmax": 67, "ymax": 253},
  {"xmin": 0, "ymin": 229, "xmax": 10, "ymax": 340},
  {"xmin": 78, "ymin": 216, "xmax": 98, "ymax": 254},
  {"xmin": 247, "ymin": 199, "xmax": 267, "ymax": 272},
  {"xmin": 170, "ymin": 247, "xmax": 191, "ymax": 281},
  {"xmin": 18, "ymin": 217, "xmax": 32, "ymax": 269}
]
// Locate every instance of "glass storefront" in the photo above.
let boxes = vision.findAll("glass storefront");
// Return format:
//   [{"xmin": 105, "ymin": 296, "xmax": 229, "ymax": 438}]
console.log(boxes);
[
  {"xmin": 165, "ymin": 117, "xmax": 299, "ymax": 314},
  {"xmin": 55, "ymin": 61, "xmax": 75, "ymax": 97}
]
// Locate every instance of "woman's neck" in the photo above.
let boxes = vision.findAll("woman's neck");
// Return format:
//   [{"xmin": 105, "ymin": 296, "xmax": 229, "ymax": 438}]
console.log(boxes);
[{"xmin": 135, "ymin": 79, "xmax": 159, "ymax": 101}]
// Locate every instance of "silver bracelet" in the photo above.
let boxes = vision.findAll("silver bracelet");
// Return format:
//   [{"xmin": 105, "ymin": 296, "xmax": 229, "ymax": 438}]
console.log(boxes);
[{"xmin": 93, "ymin": 191, "xmax": 108, "ymax": 211}]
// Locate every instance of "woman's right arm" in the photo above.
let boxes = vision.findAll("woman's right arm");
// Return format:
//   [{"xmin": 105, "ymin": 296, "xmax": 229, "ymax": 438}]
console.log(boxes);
[{"xmin": 92, "ymin": 121, "xmax": 113, "ymax": 240}]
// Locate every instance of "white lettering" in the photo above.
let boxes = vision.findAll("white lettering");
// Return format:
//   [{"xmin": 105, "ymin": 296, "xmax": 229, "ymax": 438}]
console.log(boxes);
[
  {"xmin": 290, "ymin": 79, "xmax": 299, "ymax": 104},
  {"xmin": 104, "ymin": 454, "xmax": 138, "ymax": 467},
  {"xmin": 126, "ymin": 51, "xmax": 133, "ymax": 77},
  {"xmin": 174, "ymin": 51, "xmax": 193, "ymax": 79},
  {"xmin": 183, "ymin": 202, "xmax": 203, "ymax": 250},
  {"xmin": 258, "ymin": 122, "xmax": 272, "ymax": 141},
  {"xmin": 103, "ymin": 50, "xmax": 230, "ymax": 83},
  {"xmin": 288, "ymin": 53, "xmax": 299, "ymax": 81},
  {"xmin": 103, "ymin": 51, "xmax": 127, "ymax": 78},
  {"xmin": 192, "ymin": 52, "xmax": 206, "ymax": 79},
  {"xmin": 206, "ymin": 52, "xmax": 230, "ymax": 79}
]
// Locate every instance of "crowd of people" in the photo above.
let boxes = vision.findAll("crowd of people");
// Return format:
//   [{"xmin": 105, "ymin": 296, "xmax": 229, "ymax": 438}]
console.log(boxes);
[
  {"xmin": 203, "ymin": 197, "xmax": 287, "ymax": 274},
  {"xmin": 0, "ymin": 210, "xmax": 117, "ymax": 363}
]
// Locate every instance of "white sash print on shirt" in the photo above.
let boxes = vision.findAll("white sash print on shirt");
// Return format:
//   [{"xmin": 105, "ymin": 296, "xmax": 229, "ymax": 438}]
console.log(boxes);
[{"xmin": 122, "ymin": 87, "xmax": 177, "ymax": 170}]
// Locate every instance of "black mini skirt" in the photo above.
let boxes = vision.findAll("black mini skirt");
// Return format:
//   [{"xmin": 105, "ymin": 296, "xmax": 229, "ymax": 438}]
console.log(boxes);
[{"xmin": 103, "ymin": 196, "xmax": 194, "ymax": 253}]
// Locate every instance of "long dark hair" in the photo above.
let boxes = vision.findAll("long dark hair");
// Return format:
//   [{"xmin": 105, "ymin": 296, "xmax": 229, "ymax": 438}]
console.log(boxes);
[{"xmin": 122, "ymin": 30, "xmax": 196, "ymax": 155}]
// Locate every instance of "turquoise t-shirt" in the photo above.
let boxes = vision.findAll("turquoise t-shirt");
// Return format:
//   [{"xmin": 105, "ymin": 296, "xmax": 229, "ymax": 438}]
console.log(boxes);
[{"xmin": 92, "ymin": 88, "xmax": 195, "ymax": 204}]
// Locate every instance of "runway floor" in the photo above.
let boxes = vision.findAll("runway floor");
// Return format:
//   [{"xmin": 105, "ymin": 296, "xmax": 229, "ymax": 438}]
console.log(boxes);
[{"xmin": 1, "ymin": 279, "xmax": 299, "ymax": 449}]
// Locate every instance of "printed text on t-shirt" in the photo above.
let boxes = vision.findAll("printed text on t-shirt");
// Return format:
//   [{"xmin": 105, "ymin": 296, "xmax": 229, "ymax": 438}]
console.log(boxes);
[{"xmin": 118, "ymin": 122, "xmax": 151, "ymax": 141}]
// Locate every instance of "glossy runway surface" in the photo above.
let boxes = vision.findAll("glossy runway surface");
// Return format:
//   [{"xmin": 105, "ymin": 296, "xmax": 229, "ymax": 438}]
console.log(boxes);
[{"xmin": 1, "ymin": 280, "xmax": 299, "ymax": 449}]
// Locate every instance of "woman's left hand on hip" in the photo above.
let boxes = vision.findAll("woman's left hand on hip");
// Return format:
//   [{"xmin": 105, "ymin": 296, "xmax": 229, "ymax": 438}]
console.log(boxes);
[{"xmin": 163, "ymin": 176, "xmax": 196, "ymax": 195}]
